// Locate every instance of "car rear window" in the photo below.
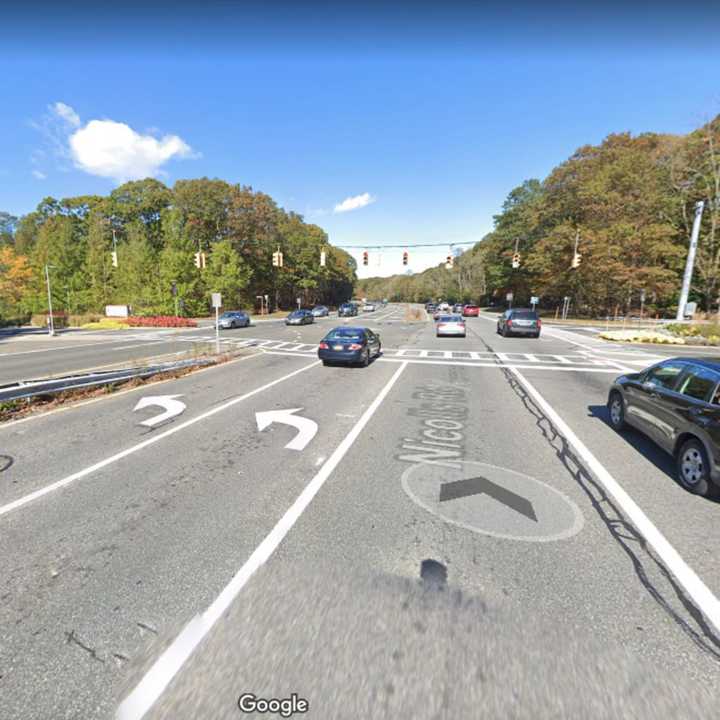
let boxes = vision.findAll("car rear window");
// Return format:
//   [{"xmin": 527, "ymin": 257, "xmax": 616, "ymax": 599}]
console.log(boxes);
[
  {"xmin": 465, "ymin": 305, "xmax": 478, "ymax": 310},
  {"xmin": 678, "ymin": 366, "xmax": 720, "ymax": 402},
  {"xmin": 511, "ymin": 311, "xmax": 537, "ymax": 319},
  {"xmin": 439, "ymin": 315, "xmax": 462, "ymax": 322},
  {"xmin": 327, "ymin": 328, "xmax": 364, "ymax": 340}
]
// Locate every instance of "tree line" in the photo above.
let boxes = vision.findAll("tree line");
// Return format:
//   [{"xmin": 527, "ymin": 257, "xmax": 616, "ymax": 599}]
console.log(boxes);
[
  {"xmin": 0, "ymin": 178, "xmax": 356, "ymax": 324},
  {"xmin": 358, "ymin": 114, "xmax": 720, "ymax": 317}
]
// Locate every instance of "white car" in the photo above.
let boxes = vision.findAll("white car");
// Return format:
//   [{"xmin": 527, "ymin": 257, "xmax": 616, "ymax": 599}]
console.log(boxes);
[
  {"xmin": 438, "ymin": 302, "xmax": 450, "ymax": 311},
  {"xmin": 363, "ymin": 302, "xmax": 376, "ymax": 312},
  {"xmin": 436, "ymin": 314, "xmax": 466, "ymax": 337}
]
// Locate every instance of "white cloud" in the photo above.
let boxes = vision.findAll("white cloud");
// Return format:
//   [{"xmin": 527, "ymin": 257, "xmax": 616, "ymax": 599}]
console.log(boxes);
[
  {"xmin": 32, "ymin": 170, "xmax": 47, "ymax": 180},
  {"xmin": 32, "ymin": 102, "xmax": 197, "ymax": 183},
  {"xmin": 69, "ymin": 119, "xmax": 194, "ymax": 182},
  {"xmin": 333, "ymin": 192, "xmax": 376, "ymax": 214},
  {"xmin": 51, "ymin": 102, "xmax": 81, "ymax": 128}
]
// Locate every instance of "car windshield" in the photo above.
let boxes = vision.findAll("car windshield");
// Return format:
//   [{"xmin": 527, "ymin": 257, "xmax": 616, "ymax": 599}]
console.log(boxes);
[{"xmin": 326, "ymin": 328, "xmax": 364, "ymax": 340}]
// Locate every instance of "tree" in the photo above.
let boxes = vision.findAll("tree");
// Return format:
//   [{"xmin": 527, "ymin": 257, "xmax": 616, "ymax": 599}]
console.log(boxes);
[
  {"xmin": 0, "ymin": 246, "xmax": 32, "ymax": 320},
  {"xmin": 0, "ymin": 211, "xmax": 18, "ymax": 245},
  {"xmin": 203, "ymin": 239, "xmax": 251, "ymax": 311}
]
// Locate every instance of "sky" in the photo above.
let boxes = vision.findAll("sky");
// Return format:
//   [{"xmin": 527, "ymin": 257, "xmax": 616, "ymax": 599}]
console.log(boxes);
[{"xmin": 1, "ymin": 1, "xmax": 719, "ymax": 278}]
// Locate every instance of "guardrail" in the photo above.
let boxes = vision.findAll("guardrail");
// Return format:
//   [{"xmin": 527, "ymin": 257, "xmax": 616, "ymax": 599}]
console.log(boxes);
[{"xmin": 0, "ymin": 358, "xmax": 214, "ymax": 403}]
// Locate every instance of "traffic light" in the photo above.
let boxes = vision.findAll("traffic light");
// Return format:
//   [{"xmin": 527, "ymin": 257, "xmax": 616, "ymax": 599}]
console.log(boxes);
[
  {"xmin": 194, "ymin": 251, "xmax": 207, "ymax": 269},
  {"xmin": 512, "ymin": 252, "xmax": 521, "ymax": 269},
  {"xmin": 363, "ymin": 251, "xmax": 369, "ymax": 266},
  {"xmin": 320, "ymin": 250, "xmax": 326, "ymax": 267},
  {"xmin": 571, "ymin": 252, "xmax": 582, "ymax": 269},
  {"xmin": 111, "ymin": 250, "xmax": 118, "ymax": 268},
  {"xmin": 446, "ymin": 255, "xmax": 453, "ymax": 269},
  {"xmin": 272, "ymin": 250, "xmax": 284, "ymax": 268},
  {"xmin": 402, "ymin": 251, "xmax": 408, "ymax": 266}
]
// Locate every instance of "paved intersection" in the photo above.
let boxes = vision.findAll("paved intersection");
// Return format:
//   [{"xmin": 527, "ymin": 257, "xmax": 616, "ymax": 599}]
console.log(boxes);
[{"xmin": 1, "ymin": 305, "xmax": 719, "ymax": 719}]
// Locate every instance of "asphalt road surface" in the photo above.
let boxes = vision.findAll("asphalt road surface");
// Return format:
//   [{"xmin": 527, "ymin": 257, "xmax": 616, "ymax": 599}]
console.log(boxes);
[{"xmin": 1, "ymin": 304, "xmax": 719, "ymax": 720}]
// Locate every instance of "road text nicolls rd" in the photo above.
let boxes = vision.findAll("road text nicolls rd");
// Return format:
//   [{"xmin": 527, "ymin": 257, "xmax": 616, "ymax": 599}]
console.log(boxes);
[{"xmin": 398, "ymin": 383, "xmax": 467, "ymax": 468}]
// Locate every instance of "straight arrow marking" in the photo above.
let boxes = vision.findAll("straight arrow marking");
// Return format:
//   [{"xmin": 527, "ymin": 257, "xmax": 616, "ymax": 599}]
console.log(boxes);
[
  {"xmin": 439, "ymin": 475, "xmax": 537, "ymax": 522},
  {"xmin": 256, "ymin": 407, "xmax": 318, "ymax": 451}
]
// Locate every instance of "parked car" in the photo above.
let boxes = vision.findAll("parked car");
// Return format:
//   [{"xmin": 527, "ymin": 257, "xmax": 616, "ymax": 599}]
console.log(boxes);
[
  {"xmin": 425, "ymin": 303, "xmax": 437, "ymax": 314},
  {"xmin": 436, "ymin": 314, "xmax": 466, "ymax": 337},
  {"xmin": 218, "ymin": 310, "xmax": 250, "ymax": 329},
  {"xmin": 285, "ymin": 309, "xmax": 314, "ymax": 325},
  {"xmin": 363, "ymin": 302, "xmax": 376, "ymax": 312},
  {"xmin": 607, "ymin": 358, "xmax": 720, "ymax": 497},
  {"xmin": 311, "ymin": 305, "xmax": 329, "ymax": 317},
  {"xmin": 497, "ymin": 309, "xmax": 541, "ymax": 338},
  {"xmin": 318, "ymin": 326, "xmax": 382, "ymax": 367},
  {"xmin": 463, "ymin": 305, "xmax": 480, "ymax": 317},
  {"xmin": 338, "ymin": 302, "xmax": 358, "ymax": 317},
  {"xmin": 453, "ymin": 303, "xmax": 464, "ymax": 314}
]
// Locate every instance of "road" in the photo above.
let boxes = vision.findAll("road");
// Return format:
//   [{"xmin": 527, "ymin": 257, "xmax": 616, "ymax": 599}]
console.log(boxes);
[{"xmin": 1, "ymin": 304, "xmax": 719, "ymax": 719}]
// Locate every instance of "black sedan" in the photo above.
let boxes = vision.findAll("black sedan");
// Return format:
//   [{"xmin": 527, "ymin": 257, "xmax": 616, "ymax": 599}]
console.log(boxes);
[
  {"xmin": 607, "ymin": 358, "xmax": 720, "ymax": 497},
  {"xmin": 285, "ymin": 309, "xmax": 314, "ymax": 326},
  {"xmin": 318, "ymin": 326, "xmax": 382, "ymax": 367}
]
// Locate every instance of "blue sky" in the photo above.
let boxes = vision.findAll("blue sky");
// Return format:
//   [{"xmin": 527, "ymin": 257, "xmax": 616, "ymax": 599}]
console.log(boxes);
[{"xmin": 1, "ymin": 2, "xmax": 719, "ymax": 278}]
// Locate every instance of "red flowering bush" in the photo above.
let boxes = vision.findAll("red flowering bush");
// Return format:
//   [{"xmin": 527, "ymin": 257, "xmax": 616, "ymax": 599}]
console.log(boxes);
[{"xmin": 125, "ymin": 316, "xmax": 197, "ymax": 328}]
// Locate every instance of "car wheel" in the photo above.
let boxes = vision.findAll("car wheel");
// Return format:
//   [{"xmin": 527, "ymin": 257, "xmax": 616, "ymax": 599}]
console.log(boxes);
[
  {"xmin": 676, "ymin": 439, "xmax": 714, "ymax": 497},
  {"xmin": 362, "ymin": 349, "xmax": 370, "ymax": 367},
  {"xmin": 322, "ymin": 360, "xmax": 330, "ymax": 366},
  {"xmin": 501, "ymin": 326, "xmax": 507, "ymax": 337},
  {"xmin": 607, "ymin": 391, "xmax": 626, "ymax": 431}
]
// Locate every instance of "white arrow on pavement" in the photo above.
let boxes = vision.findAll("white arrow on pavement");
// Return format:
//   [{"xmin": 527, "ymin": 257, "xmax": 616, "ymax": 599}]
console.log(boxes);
[
  {"xmin": 133, "ymin": 395, "xmax": 186, "ymax": 428},
  {"xmin": 255, "ymin": 407, "xmax": 318, "ymax": 451}
]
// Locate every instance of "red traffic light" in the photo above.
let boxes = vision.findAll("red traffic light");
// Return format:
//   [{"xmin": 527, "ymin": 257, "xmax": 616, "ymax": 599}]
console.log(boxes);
[
  {"xmin": 363, "ymin": 251, "xmax": 369, "ymax": 266},
  {"xmin": 402, "ymin": 251, "xmax": 408, "ymax": 265}
]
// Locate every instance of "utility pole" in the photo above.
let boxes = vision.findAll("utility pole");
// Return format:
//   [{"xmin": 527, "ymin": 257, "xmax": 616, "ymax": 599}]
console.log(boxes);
[
  {"xmin": 44, "ymin": 264, "xmax": 56, "ymax": 337},
  {"xmin": 676, "ymin": 200, "xmax": 705, "ymax": 321}
]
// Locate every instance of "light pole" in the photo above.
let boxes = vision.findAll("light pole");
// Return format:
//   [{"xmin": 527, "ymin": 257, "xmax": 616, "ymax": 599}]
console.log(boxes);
[
  {"xmin": 44, "ymin": 264, "xmax": 56, "ymax": 337},
  {"xmin": 676, "ymin": 201, "xmax": 705, "ymax": 321}
]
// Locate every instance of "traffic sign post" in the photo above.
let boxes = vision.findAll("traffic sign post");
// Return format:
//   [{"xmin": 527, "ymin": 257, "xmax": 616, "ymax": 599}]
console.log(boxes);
[
  {"xmin": 506, "ymin": 292, "xmax": 513, "ymax": 308},
  {"xmin": 530, "ymin": 295, "xmax": 539, "ymax": 308},
  {"xmin": 212, "ymin": 292, "xmax": 222, "ymax": 354}
]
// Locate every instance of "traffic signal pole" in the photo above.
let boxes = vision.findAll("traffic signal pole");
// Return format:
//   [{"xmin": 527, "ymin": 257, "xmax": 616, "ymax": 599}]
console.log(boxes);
[{"xmin": 676, "ymin": 201, "xmax": 705, "ymax": 321}]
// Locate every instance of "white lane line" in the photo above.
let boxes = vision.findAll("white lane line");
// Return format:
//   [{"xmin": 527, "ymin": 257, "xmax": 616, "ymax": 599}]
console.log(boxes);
[
  {"xmin": 116, "ymin": 361, "xmax": 409, "ymax": 720},
  {"xmin": 0, "ymin": 359, "xmax": 320, "ymax": 518},
  {"xmin": 0, "ymin": 338, "xmax": 133, "ymax": 357},
  {"xmin": 112, "ymin": 341, "xmax": 168, "ymax": 352},
  {"xmin": 260, "ymin": 350, "xmax": 623, "ymax": 372},
  {"xmin": 510, "ymin": 366, "xmax": 720, "ymax": 636}
]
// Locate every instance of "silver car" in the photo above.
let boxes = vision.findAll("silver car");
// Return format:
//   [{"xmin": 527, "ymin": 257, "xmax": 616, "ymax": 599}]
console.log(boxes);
[
  {"xmin": 311, "ymin": 305, "xmax": 329, "ymax": 317},
  {"xmin": 436, "ymin": 314, "xmax": 466, "ymax": 337},
  {"xmin": 219, "ymin": 311, "xmax": 250, "ymax": 329}
]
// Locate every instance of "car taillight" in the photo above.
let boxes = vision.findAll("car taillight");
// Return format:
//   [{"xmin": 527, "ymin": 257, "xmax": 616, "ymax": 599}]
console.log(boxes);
[
  {"xmin": 506, "ymin": 319, "xmax": 512, "ymax": 326},
  {"xmin": 319, "ymin": 342, "xmax": 329, "ymax": 349},
  {"xmin": 537, "ymin": 318, "xmax": 542, "ymax": 327},
  {"xmin": 348, "ymin": 343, "xmax": 362, "ymax": 350},
  {"xmin": 437, "ymin": 323, "xmax": 446, "ymax": 329}
]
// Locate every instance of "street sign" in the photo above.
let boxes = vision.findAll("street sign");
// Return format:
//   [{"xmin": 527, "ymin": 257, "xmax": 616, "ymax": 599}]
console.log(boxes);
[
  {"xmin": 530, "ymin": 295, "xmax": 539, "ymax": 306},
  {"xmin": 685, "ymin": 301, "xmax": 697, "ymax": 318},
  {"xmin": 296, "ymin": 296, "xmax": 302, "ymax": 309},
  {"xmin": 506, "ymin": 292, "xmax": 514, "ymax": 301},
  {"xmin": 211, "ymin": 293, "xmax": 222, "ymax": 308}
]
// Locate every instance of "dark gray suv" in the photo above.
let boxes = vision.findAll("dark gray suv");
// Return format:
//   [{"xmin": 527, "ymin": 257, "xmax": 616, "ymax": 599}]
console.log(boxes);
[
  {"xmin": 497, "ymin": 309, "xmax": 541, "ymax": 338},
  {"xmin": 608, "ymin": 358, "xmax": 720, "ymax": 497}
]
